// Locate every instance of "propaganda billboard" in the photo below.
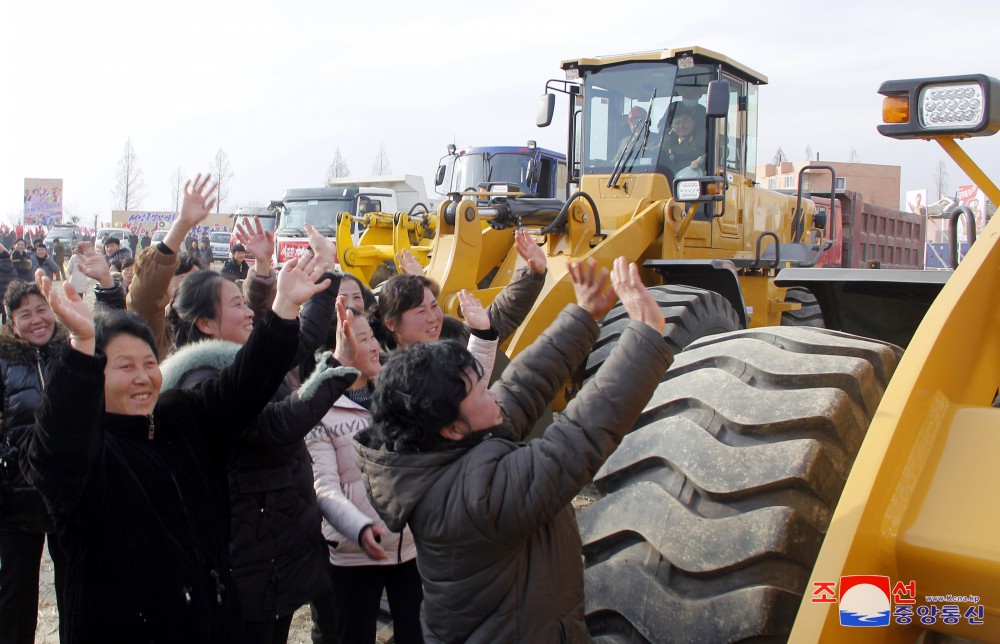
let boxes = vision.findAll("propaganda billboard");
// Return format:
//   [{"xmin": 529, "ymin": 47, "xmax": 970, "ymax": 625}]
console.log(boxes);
[
  {"xmin": 956, "ymin": 184, "xmax": 987, "ymax": 230},
  {"xmin": 24, "ymin": 178, "xmax": 63, "ymax": 225}
]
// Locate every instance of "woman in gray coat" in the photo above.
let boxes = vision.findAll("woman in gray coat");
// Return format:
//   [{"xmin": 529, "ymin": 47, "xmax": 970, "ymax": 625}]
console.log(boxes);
[{"xmin": 355, "ymin": 258, "xmax": 673, "ymax": 642}]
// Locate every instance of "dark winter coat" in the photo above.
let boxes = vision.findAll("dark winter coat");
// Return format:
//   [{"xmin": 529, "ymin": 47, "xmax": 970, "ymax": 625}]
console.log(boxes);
[
  {"xmin": 0, "ymin": 253, "xmax": 17, "ymax": 307},
  {"xmin": 93, "ymin": 280, "xmax": 127, "ymax": 312},
  {"xmin": 10, "ymin": 250, "xmax": 33, "ymax": 281},
  {"xmin": 0, "ymin": 323, "xmax": 67, "ymax": 531},
  {"xmin": 24, "ymin": 312, "xmax": 299, "ymax": 643},
  {"xmin": 31, "ymin": 253, "xmax": 60, "ymax": 278},
  {"xmin": 220, "ymin": 259, "xmax": 250, "ymax": 282},
  {"xmin": 158, "ymin": 273, "xmax": 345, "ymax": 622},
  {"xmin": 355, "ymin": 305, "xmax": 673, "ymax": 643},
  {"xmin": 52, "ymin": 240, "xmax": 66, "ymax": 265}
]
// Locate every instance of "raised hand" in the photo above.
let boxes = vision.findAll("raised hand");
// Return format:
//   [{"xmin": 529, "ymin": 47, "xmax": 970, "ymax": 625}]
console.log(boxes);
[
  {"xmin": 395, "ymin": 248, "xmax": 424, "ymax": 276},
  {"xmin": 79, "ymin": 248, "xmax": 115, "ymax": 288},
  {"xmin": 568, "ymin": 258, "xmax": 616, "ymax": 320},
  {"xmin": 304, "ymin": 223, "xmax": 338, "ymax": 270},
  {"xmin": 271, "ymin": 253, "xmax": 330, "ymax": 319},
  {"xmin": 514, "ymin": 229, "xmax": 546, "ymax": 274},
  {"xmin": 610, "ymin": 257, "xmax": 665, "ymax": 333},
  {"xmin": 458, "ymin": 289, "xmax": 490, "ymax": 331},
  {"xmin": 235, "ymin": 216, "xmax": 275, "ymax": 268},
  {"xmin": 34, "ymin": 269, "xmax": 95, "ymax": 354},
  {"xmin": 332, "ymin": 295, "xmax": 358, "ymax": 367},
  {"xmin": 360, "ymin": 525, "xmax": 388, "ymax": 560},
  {"xmin": 178, "ymin": 174, "xmax": 218, "ymax": 228}
]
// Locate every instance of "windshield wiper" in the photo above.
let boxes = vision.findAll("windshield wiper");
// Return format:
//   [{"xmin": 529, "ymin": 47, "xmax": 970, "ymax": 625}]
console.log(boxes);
[{"xmin": 608, "ymin": 89, "xmax": 656, "ymax": 189}]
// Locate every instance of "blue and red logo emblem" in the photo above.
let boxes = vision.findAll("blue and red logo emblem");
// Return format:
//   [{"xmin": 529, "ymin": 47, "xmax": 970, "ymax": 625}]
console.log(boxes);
[{"xmin": 838, "ymin": 575, "xmax": 891, "ymax": 626}]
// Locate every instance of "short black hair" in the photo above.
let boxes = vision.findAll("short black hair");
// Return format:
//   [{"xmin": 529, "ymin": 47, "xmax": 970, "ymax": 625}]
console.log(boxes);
[
  {"xmin": 341, "ymin": 273, "xmax": 377, "ymax": 311},
  {"xmin": 369, "ymin": 340, "xmax": 482, "ymax": 453},
  {"xmin": 4, "ymin": 280, "xmax": 42, "ymax": 319},
  {"xmin": 175, "ymin": 254, "xmax": 202, "ymax": 276},
  {"xmin": 105, "ymin": 237, "xmax": 121, "ymax": 246},
  {"xmin": 95, "ymin": 310, "xmax": 158, "ymax": 358},
  {"xmin": 373, "ymin": 273, "xmax": 440, "ymax": 350}
]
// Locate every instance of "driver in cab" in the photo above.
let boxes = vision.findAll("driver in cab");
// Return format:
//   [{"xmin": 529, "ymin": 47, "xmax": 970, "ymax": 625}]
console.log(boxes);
[
  {"xmin": 659, "ymin": 103, "xmax": 706, "ymax": 175},
  {"xmin": 615, "ymin": 105, "xmax": 648, "ymax": 158}
]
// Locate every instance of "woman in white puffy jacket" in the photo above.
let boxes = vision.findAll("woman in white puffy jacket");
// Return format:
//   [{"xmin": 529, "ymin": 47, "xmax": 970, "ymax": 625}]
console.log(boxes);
[{"xmin": 306, "ymin": 292, "xmax": 497, "ymax": 644}]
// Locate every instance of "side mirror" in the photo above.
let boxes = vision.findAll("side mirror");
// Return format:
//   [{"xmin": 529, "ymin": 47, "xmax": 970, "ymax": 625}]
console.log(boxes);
[
  {"xmin": 434, "ymin": 165, "xmax": 446, "ymax": 187},
  {"xmin": 526, "ymin": 158, "xmax": 538, "ymax": 188},
  {"xmin": 813, "ymin": 207, "xmax": 828, "ymax": 231},
  {"xmin": 537, "ymin": 93, "xmax": 556, "ymax": 127},
  {"xmin": 706, "ymin": 80, "xmax": 731, "ymax": 118}
]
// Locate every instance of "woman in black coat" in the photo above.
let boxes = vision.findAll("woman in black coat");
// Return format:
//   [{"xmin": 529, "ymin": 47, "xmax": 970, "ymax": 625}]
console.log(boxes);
[
  {"xmin": 0, "ymin": 280, "xmax": 66, "ymax": 644},
  {"xmin": 23, "ymin": 247, "xmax": 335, "ymax": 642},
  {"xmin": 161, "ymin": 222, "xmax": 351, "ymax": 644}
]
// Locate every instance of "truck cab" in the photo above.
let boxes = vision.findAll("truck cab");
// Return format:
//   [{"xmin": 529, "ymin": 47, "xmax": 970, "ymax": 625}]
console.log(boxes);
[
  {"xmin": 435, "ymin": 144, "xmax": 568, "ymax": 199},
  {"xmin": 274, "ymin": 186, "xmax": 397, "ymax": 267}
]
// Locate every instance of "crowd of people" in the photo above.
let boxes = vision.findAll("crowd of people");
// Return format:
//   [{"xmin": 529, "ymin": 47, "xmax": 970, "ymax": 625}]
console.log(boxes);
[{"xmin": 0, "ymin": 172, "xmax": 674, "ymax": 643}]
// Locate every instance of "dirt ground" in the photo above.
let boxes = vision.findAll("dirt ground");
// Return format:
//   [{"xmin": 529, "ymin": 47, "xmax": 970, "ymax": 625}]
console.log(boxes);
[
  {"xmin": 36, "ymin": 542, "xmax": 316, "ymax": 643},
  {"xmin": 36, "ymin": 540, "xmax": 403, "ymax": 642}
]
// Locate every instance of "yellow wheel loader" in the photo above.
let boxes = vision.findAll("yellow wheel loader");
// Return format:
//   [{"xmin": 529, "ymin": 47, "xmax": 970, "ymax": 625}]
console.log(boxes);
[{"xmin": 346, "ymin": 48, "xmax": 998, "ymax": 640}]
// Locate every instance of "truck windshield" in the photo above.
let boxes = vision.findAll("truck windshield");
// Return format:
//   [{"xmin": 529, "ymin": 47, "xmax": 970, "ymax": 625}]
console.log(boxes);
[
  {"xmin": 451, "ymin": 153, "xmax": 534, "ymax": 193},
  {"xmin": 279, "ymin": 199, "xmax": 353, "ymax": 235},
  {"xmin": 582, "ymin": 61, "xmax": 712, "ymax": 182}
]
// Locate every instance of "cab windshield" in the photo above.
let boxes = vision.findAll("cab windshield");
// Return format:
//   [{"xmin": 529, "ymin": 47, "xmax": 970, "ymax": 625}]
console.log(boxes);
[
  {"xmin": 279, "ymin": 199, "xmax": 352, "ymax": 235},
  {"xmin": 583, "ymin": 61, "xmax": 713, "ymax": 182},
  {"xmin": 451, "ymin": 152, "xmax": 535, "ymax": 194}
]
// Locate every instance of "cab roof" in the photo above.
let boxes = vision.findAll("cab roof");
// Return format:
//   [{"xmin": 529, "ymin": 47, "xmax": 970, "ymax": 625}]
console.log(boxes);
[{"xmin": 561, "ymin": 46, "xmax": 768, "ymax": 85}]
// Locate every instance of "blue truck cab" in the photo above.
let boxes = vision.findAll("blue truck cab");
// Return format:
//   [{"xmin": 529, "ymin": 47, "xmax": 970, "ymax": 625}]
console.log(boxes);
[{"xmin": 435, "ymin": 143, "xmax": 567, "ymax": 199}]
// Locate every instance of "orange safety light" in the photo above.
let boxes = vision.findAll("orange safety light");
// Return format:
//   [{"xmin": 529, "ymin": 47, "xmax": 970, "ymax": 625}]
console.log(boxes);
[{"xmin": 882, "ymin": 96, "xmax": 910, "ymax": 124}]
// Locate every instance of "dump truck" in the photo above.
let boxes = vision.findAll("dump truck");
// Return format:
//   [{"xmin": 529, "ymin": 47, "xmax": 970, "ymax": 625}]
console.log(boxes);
[
  {"xmin": 343, "ymin": 47, "xmax": 998, "ymax": 641},
  {"xmin": 275, "ymin": 176, "xmax": 429, "ymax": 268}
]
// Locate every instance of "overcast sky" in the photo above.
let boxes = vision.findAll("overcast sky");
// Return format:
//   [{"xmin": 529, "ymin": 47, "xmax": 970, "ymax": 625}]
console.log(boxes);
[{"xmin": 3, "ymin": 0, "xmax": 998, "ymax": 226}]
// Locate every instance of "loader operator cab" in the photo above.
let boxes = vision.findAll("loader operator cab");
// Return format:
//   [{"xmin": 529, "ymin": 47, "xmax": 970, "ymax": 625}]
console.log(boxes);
[
  {"xmin": 578, "ymin": 58, "xmax": 750, "ymax": 184},
  {"xmin": 542, "ymin": 48, "xmax": 762, "ymax": 215}
]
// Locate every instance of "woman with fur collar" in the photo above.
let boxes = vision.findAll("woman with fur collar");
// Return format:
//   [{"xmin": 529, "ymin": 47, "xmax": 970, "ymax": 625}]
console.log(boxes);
[{"xmin": 159, "ymin": 220, "xmax": 355, "ymax": 643}]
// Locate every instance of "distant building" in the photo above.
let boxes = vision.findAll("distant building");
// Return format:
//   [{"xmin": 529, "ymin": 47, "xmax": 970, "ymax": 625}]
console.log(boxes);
[{"xmin": 755, "ymin": 161, "xmax": 901, "ymax": 210}]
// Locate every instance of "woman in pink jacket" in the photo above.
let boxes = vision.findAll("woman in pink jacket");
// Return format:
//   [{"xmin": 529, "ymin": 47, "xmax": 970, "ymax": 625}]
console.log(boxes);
[{"xmin": 306, "ymin": 292, "xmax": 496, "ymax": 643}]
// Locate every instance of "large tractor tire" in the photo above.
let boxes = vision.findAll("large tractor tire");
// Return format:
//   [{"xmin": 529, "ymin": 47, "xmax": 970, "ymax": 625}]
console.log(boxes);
[
  {"xmin": 780, "ymin": 286, "xmax": 825, "ymax": 328},
  {"xmin": 579, "ymin": 327, "xmax": 902, "ymax": 643},
  {"xmin": 585, "ymin": 285, "xmax": 741, "ymax": 380}
]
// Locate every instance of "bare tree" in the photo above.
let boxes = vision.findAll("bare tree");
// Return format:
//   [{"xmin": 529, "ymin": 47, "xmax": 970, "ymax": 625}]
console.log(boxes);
[
  {"xmin": 170, "ymin": 167, "xmax": 185, "ymax": 213},
  {"xmin": 326, "ymin": 147, "xmax": 351, "ymax": 181},
  {"xmin": 771, "ymin": 146, "xmax": 787, "ymax": 165},
  {"xmin": 208, "ymin": 148, "xmax": 235, "ymax": 213},
  {"xmin": 804, "ymin": 144, "xmax": 813, "ymax": 162},
  {"xmin": 112, "ymin": 138, "xmax": 146, "ymax": 210},
  {"xmin": 848, "ymin": 147, "xmax": 859, "ymax": 163},
  {"xmin": 371, "ymin": 143, "xmax": 392, "ymax": 176},
  {"xmin": 933, "ymin": 159, "xmax": 949, "ymax": 200}
]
